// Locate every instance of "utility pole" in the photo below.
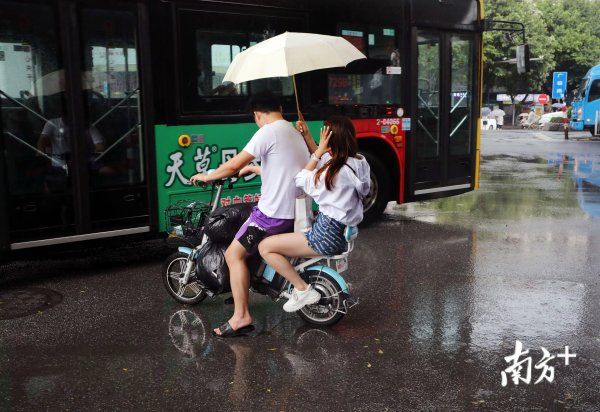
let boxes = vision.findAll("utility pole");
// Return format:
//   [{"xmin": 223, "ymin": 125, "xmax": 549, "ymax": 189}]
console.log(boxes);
[{"xmin": 562, "ymin": 102, "xmax": 569, "ymax": 140}]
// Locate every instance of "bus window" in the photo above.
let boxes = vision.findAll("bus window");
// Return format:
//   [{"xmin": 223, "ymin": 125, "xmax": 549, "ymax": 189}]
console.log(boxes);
[
  {"xmin": 367, "ymin": 27, "xmax": 397, "ymax": 60},
  {"xmin": 79, "ymin": 7, "xmax": 148, "ymax": 230},
  {"xmin": 179, "ymin": 10, "xmax": 302, "ymax": 115},
  {"xmin": 194, "ymin": 30, "xmax": 246, "ymax": 97},
  {"xmin": 575, "ymin": 80, "xmax": 587, "ymax": 100},
  {"xmin": 416, "ymin": 32, "xmax": 441, "ymax": 159},
  {"xmin": 341, "ymin": 28, "xmax": 366, "ymax": 54},
  {"xmin": 588, "ymin": 80, "xmax": 600, "ymax": 103},
  {"xmin": 0, "ymin": 1, "xmax": 76, "ymax": 239},
  {"xmin": 449, "ymin": 35, "xmax": 473, "ymax": 156},
  {"xmin": 329, "ymin": 25, "xmax": 401, "ymax": 106},
  {"xmin": 80, "ymin": 8, "xmax": 144, "ymax": 189},
  {"xmin": 208, "ymin": 44, "xmax": 243, "ymax": 95}
]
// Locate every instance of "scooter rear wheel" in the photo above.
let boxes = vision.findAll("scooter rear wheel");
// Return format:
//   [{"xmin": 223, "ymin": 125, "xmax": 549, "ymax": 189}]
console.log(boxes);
[
  {"xmin": 297, "ymin": 270, "xmax": 347, "ymax": 326},
  {"xmin": 163, "ymin": 252, "xmax": 207, "ymax": 304}
]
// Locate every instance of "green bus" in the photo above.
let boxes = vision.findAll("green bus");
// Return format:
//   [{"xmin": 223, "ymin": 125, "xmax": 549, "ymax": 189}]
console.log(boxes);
[{"xmin": 0, "ymin": 0, "xmax": 483, "ymax": 255}]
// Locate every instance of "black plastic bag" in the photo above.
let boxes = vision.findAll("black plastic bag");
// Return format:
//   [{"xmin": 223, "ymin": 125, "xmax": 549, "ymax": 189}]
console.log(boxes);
[
  {"xmin": 196, "ymin": 241, "xmax": 230, "ymax": 294},
  {"xmin": 205, "ymin": 202, "xmax": 256, "ymax": 243},
  {"xmin": 195, "ymin": 240, "xmax": 264, "ymax": 295}
]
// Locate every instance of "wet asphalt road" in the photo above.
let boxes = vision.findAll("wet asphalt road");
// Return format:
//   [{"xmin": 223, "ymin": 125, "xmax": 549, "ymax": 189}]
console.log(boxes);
[{"xmin": 1, "ymin": 129, "xmax": 600, "ymax": 411}]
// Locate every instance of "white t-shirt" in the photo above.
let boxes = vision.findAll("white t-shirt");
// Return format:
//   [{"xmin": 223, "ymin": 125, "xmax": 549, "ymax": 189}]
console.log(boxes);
[
  {"xmin": 243, "ymin": 119, "xmax": 309, "ymax": 219},
  {"xmin": 295, "ymin": 152, "xmax": 371, "ymax": 226},
  {"xmin": 42, "ymin": 118, "xmax": 104, "ymax": 167},
  {"xmin": 42, "ymin": 118, "xmax": 70, "ymax": 167}
]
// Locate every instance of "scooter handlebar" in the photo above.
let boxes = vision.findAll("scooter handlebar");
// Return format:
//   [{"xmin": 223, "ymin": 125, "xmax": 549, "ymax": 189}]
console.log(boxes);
[{"xmin": 190, "ymin": 177, "xmax": 234, "ymax": 189}]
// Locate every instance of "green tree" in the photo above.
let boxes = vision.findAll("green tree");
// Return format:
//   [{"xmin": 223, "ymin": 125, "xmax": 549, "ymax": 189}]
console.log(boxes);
[
  {"xmin": 483, "ymin": 0, "xmax": 556, "ymax": 123},
  {"xmin": 538, "ymin": 0, "xmax": 600, "ymax": 86}
]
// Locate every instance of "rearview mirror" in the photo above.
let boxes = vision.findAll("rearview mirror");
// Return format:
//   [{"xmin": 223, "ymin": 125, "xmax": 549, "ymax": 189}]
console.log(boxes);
[{"xmin": 516, "ymin": 44, "xmax": 530, "ymax": 74}]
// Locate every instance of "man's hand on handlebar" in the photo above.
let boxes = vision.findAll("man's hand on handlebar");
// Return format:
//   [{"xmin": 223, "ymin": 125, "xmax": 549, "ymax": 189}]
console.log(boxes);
[
  {"xmin": 189, "ymin": 173, "xmax": 233, "ymax": 188},
  {"xmin": 189, "ymin": 173, "xmax": 210, "ymax": 186}
]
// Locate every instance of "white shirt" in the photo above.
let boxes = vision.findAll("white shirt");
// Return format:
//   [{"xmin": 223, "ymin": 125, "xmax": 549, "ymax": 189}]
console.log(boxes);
[
  {"xmin": 295, "ymin": 152, "xmax": 371, "ymax": 226},
  {"xmin": 41, "ymin": 118, "xmax": 104, "ymax": 168},
  {"xmin": 243, "ymin": 119, "xmax": 309, "ymax": 219}
]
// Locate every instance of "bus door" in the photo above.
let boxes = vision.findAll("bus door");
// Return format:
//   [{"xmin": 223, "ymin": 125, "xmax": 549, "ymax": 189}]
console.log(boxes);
[
  {"xmin": 410, "ymin": 29, "xmax": 476, "ymax": 199},
  {"xmin": 0, "ymin": 1, "xmax": 150, "ymax": 250}
]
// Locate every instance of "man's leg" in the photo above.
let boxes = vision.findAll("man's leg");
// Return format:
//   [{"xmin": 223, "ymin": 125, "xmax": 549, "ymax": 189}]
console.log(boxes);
[{"xmin": 215, "ymin": 239, "xmax": 253, "ymax": 335}]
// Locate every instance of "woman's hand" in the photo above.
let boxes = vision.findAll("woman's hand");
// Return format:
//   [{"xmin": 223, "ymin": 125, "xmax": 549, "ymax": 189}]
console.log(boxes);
[
  {"xmin": 296, "ymin": 120, "xmax": 318, "ymax": 154},
  {"xmin": 315, "ymin": 125, "xmax": 332, "ymax": 158},
  {"xmin": 189, "ymin": 173, "xmax": 209, "ymax": 185},
  {"xmin": 296, "ymin": 120, "xmax": 308, "ymax": 137}
]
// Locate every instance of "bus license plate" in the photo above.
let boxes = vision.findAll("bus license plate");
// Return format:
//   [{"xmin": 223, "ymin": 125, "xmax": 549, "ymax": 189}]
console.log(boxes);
[{"xmin": 335, "ymin": 257, "xmax": 348, "ymax": 273}]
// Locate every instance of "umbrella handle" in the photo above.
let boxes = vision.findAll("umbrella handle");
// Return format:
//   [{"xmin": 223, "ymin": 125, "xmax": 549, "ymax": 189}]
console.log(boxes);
[{"xmin": 292, "ymin": 74, "xmax": 304, "ymax": 122}]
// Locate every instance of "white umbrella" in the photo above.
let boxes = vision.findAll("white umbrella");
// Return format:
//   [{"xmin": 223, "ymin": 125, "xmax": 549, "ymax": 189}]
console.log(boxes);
[
  {"xmin": 223, "ymin": 31, "xmax": 366, "ymax": 119},
  {"xmin": 491, "ymin": 108, "xmax": 506, "ymax": 117}
]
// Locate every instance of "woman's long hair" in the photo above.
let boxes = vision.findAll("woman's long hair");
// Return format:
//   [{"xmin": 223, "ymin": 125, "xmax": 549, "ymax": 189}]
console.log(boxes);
[{"xmin": 314, "ymin": 115, "xmax": 359, "ymax": 190}]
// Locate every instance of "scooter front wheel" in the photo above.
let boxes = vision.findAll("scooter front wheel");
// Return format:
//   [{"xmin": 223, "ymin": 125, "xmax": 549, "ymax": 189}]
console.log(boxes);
[
  {"xmin": 297, "ymin": 270, "xmax": 347, "ymax": 326},
  {"xmin": 163, "ymin": 252, "xmax": 207, "ymax": 304}
]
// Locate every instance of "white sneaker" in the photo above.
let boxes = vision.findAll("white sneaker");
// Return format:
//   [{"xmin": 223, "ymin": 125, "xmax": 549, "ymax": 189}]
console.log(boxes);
[{"xmin": 283, "ymin": 285, "xmax": 321, "ymax": 312}]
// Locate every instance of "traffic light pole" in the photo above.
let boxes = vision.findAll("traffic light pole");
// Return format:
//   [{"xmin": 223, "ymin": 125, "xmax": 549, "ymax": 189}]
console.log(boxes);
[{"xmin": 482, "ymin": 19, "xmax": 526, "ymax": 44}]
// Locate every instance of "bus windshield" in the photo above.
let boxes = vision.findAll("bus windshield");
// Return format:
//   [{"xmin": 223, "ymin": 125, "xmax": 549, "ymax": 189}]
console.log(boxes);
[
  {"xmin": 328, "ymin": 26, "xmax": 401, "ymax": 105},
  {"xmin": 576, "ymin": 78, "xmax": 589, "ymax": 100}
]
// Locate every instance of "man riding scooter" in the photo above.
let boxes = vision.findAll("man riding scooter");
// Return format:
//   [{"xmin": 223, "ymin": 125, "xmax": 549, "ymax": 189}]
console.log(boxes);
[{"xmin": 190, "ymin": 91, "xmax": 310, "ymax": 337}]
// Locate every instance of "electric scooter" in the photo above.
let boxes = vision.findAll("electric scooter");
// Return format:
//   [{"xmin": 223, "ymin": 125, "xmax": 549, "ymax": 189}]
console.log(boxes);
[{"xmin": 162, "ymin": 178, "xmax": 358, "ymax": 326}]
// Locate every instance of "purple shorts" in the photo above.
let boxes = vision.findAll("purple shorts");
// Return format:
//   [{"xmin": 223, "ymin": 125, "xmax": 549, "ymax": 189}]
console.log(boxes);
[{"xmin": 234, "ymin": 206, "xmax": 294, "ymax": 253}]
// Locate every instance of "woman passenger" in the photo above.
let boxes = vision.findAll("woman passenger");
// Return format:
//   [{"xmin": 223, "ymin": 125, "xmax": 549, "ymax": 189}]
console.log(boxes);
[{"xmin": 255, "ymin": 115, "xmax": 370, "ymax": 312}]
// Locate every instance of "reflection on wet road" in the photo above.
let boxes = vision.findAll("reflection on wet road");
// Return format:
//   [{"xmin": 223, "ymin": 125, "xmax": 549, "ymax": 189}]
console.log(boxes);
[{"xmin": 1, "ymin": 131, "xmax": 599, "ymax": 410}]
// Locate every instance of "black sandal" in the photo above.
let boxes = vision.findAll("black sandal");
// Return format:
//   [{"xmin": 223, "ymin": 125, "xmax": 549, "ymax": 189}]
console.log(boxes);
[{"xmin": 212, "ymin": 322, "xmax": 255, "ymax": 338}]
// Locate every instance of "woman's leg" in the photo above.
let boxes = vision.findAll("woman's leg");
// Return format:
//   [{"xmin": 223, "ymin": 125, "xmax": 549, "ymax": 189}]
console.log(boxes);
[{"xmin": 258, "ymin": 233, "xmax": 318, "ymax": 291}]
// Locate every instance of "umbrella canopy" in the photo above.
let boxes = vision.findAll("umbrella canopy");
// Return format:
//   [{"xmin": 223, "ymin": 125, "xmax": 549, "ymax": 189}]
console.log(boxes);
[{"xmin": 223, "ymin": 32, "xmax": 366, "ymax": 85}]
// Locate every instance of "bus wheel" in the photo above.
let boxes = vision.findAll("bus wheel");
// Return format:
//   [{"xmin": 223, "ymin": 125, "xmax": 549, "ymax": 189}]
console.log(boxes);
[{"xmin": 361, "ymin": 152, "xmax": 390, "ymax": 225}]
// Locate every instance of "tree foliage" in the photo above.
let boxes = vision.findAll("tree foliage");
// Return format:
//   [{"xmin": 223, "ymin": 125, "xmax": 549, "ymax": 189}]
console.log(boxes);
[
  {"xmin": 484, "ymin": 0, "xmax": 600, "ymax": 97},
  {"xmin": 538, "ymin": 0, "xmax": 600, "ymax": 83},
  {"xmin": 483, "ymin": 0, "xmax": 556, "ymax": 100}
]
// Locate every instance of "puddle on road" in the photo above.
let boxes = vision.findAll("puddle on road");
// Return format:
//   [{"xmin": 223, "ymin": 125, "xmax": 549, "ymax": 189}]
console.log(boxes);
[
  {"xmin": 381, "ymin": 151, "xmax": 600, "ymax": 355},
  {"xmin": 390, "ymin": 153, "xmax": 600, "ymax": 226}
]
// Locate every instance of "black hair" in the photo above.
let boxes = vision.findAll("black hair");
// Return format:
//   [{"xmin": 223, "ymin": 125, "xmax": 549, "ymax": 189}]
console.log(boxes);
[{"xmin": 249, "ymin": 90, "xmax": 281, "ymax": 114}]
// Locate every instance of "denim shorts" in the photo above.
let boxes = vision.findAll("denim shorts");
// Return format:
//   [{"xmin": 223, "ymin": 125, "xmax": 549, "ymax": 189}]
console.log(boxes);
[{"xmin": 305, "ymin": 213, "xmax": 348, "ymax": 256}]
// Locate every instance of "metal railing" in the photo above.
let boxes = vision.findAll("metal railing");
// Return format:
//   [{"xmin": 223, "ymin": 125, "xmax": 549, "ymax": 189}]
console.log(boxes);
[{"xmin": 0, "ymin": 89, "xmax": 58, "ymax": 128}]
